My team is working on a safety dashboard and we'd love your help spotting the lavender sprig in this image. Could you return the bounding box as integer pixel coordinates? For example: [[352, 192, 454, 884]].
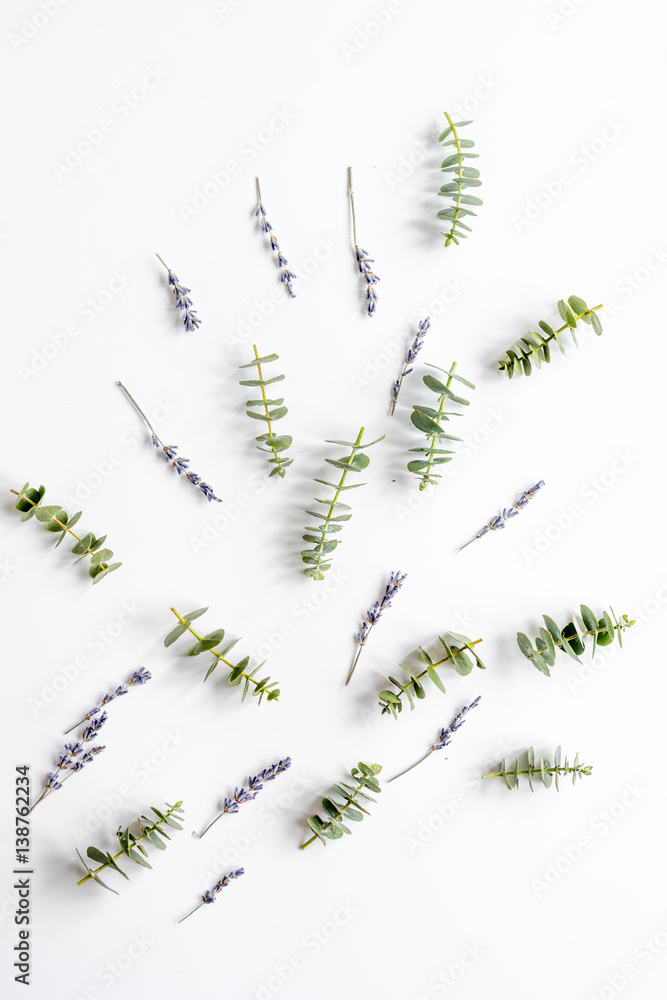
[[348, 167, 380, 317], [117, 382, 222, 503], [30, 716, 108, 811], [388, 696, 481, 782], [155, 254, 201, 331], [391, 318, 431, 415], [65, 667, 151, 735], [196, 758, 292, 839], [458, 481, 545, 552], [345, 571, 407, 686], [178, 868, 244, 924], [255, 178, 297, 298]]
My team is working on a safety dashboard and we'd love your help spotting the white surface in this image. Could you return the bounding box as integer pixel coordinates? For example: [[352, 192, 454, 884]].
[[2, 1, 667, 998]]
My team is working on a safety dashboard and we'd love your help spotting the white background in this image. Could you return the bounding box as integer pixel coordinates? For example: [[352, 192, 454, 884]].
[[2, 1, 667, 998]]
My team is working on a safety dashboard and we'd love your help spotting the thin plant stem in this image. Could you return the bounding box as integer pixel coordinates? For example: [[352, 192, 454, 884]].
[[155, 253, 170, 271], [252, 344, 282, 474], [419, 362, 457, 491], [387, 748, 436, 783], [345, 623, 374, 686], [117, 381, 159, 440], [348, 167, 358, 247], [178, 902, 204, 924], [255, 177, 263, 207]]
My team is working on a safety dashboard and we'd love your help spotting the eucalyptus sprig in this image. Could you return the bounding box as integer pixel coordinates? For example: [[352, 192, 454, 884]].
[[517, 605, 635, 676], [165, 607, 280, 704], [239, 345, 293, 478], [300, 762, 381, 849], [499, 296, 603, 378], [379, 631, 485, 718], [408, 362, 474, 490], [437, 112, 482, 247], [482, 748, 592, 790], [302, 428, 384, 580], [76, 801, 184, 893], [10, 483, 121, 584]]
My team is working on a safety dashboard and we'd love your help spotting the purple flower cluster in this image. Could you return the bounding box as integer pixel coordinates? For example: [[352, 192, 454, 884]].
[[433, 696, 482, 750], [151, 436, 222, 503], [391, 317, 431, 413], [67, 667, 152, 734], [357, 571, 407, 645], [355, 246, 380, 317], [167, 271, 201, 331], [202, 868, 244, 905], [255, 183, 297, 298], [36, 715, 108, 807], [459, 481, 545, 551], [197, 758, 292, 839], [222, 758, 292, 815]]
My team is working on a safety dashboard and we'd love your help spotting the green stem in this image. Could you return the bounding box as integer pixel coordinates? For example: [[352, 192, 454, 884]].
[[482, 765, 587, 780], [419, 363, 456, 491], [252, 344, 284, 477], [10, 490, 108, 572], [345, 625, 373, 686], [310, 427, 365, 576], [545, 305, 603, 346], [178, 901, 205, 924], [441, 112, 463, 245], [76, 807, 179, 886], [117, 381, 160, 442], [169, 608, 265, 694], [348, 167, 357, 247], [155, 253, 170, 272], [387, 748, 436, 783]]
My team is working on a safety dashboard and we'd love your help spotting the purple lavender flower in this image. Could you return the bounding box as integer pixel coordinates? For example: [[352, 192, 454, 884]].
[[31, 718, 107, 812], [255, 179, 297, 298], [178, 869, 245, 923], [155, 254, 201, 331], [348, 168, 380, 318], [346, 571, 407, 685], [117, 382, 223, 504], [197, 758, 292, 838], [391, 317, 431, 415], [66, 668, 152, 734], [458, 481, 545, 552], [389, 696, 482, 781]]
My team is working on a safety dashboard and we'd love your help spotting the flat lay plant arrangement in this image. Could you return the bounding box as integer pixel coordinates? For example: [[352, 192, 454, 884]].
[[15, 108, 629, 918]]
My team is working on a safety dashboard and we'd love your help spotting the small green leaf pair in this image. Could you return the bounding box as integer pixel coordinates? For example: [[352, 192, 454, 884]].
[[408, 362, 475, 490], [239, 346, 293, 478], [379, 631, 485, 718], [516, 604, 635, 676], [11, 483, 121, 584], [76, 802, 184, 892], [301, 763, 381, 849], [165, 607, 280, 704], [499, 296, 603, 378], [482, 748, 592, 790]]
